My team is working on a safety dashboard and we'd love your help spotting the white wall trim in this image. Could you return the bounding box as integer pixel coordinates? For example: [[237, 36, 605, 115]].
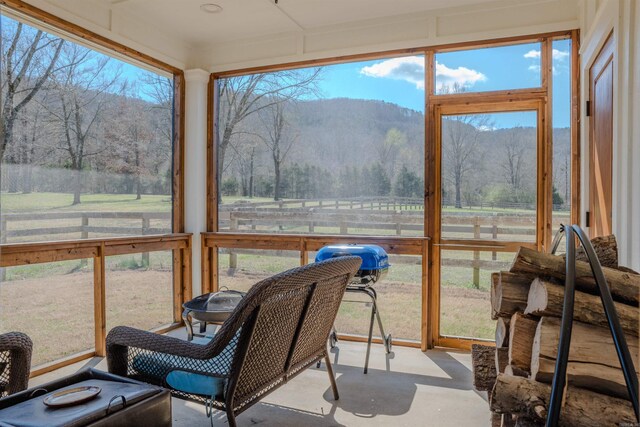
[[579, 0, 640, 269], [183, 69, 210, 296], [198, 0, 579, 72]]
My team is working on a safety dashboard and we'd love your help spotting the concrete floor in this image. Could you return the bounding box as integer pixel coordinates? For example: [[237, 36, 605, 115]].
[[31, 331, 490, 426]]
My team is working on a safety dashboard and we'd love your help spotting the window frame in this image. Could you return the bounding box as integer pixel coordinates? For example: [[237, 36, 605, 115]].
[[206, 31, 579, 351], [0, 0, 189, 373]]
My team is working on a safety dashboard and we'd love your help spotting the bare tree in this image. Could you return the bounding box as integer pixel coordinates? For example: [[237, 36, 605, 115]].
[[19, 97, 51, 193], [442, 114, 491, 208], [107, 94, 153, 200], [47, 43, 122, 204], [141, 72, 173, 147], [216, 68, 322, 179], [258, 99, 297, 200], [228, 133, 261, 198], [376, 128, 407, 179], [1, 20, 64, 160], [501, 127, 528, 196]]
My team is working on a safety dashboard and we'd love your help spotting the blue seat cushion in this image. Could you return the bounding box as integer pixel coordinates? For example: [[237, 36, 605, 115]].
[[131, 334, 238, 398], [165, 370, 226, 398]]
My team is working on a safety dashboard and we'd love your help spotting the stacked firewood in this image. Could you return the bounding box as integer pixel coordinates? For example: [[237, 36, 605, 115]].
[[471, 235, 640, 427]]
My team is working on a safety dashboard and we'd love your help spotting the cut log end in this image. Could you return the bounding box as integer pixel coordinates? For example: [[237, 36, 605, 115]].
[[471, 344, 497, 392], [507, 312, 538, 374], [495, 317, 510, 348]]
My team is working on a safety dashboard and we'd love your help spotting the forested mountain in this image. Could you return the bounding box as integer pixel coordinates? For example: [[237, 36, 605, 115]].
[[1, 12, 570, 209], [222, 97, 571, 207]]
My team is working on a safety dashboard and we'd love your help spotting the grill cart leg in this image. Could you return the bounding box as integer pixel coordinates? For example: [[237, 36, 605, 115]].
[[364, 296, 377, 374], [369, 288, 392, 353], [329, 327, 339, 348]]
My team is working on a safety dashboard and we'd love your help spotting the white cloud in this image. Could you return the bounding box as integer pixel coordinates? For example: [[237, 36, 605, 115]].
[[435, 61, 487, 90], [359, 56, 487, 91], [528, 64, 541, 72], [523, 49, 569, 61], [552, 49, 569, 60], [524, 50, 541, 59], [360, 56, 425, 89]]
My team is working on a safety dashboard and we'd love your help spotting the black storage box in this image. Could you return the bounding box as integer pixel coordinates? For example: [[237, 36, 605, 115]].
[[0, 368, 171, 427]]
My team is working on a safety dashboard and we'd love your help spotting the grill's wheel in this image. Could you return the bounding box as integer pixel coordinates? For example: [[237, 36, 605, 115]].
[[384, 334, 392, 353], [329, 330, 338, 349]]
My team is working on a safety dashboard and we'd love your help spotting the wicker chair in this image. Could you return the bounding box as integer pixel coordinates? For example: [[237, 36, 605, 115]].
[[0, 332, 33, 398], [107, 256, 361, 426]]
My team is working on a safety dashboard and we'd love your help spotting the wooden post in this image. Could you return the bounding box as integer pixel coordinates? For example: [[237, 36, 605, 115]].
[[473, 217, 481, 287], [79, 214, 89, 268], [201, 239, 210, 296], [141, 215, 150, 267], [229, 215, 238, 269], [492, 219, 498, 261], [300, 240, 308, 266], [340, 221, 348, 234], [94, 244, 106, 357], [81, 214, 89, 239], [0, 218, 6, 281]]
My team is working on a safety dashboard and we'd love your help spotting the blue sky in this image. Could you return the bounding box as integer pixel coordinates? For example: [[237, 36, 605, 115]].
[[316, 39, 572, 129]]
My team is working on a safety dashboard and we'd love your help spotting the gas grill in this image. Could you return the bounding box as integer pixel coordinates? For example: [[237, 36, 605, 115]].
[[315, 244, 392, 373]]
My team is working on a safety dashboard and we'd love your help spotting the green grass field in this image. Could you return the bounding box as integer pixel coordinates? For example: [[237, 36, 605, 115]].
[[0, 192, 172, 213], [0, 191, 543, 366]]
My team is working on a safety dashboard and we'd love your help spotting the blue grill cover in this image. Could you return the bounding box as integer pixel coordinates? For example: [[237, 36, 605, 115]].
[[315, 244, 389, 271]]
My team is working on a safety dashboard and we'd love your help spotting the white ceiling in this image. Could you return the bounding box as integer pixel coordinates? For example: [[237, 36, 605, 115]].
[[19, 0, 580, 70], [96, 0, 496, 46]]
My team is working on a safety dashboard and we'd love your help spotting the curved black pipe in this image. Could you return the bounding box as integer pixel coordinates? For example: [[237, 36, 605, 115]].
[[572, 226, 639, 416], [546, 224, 576, 426], [545, 225, 639, 425]]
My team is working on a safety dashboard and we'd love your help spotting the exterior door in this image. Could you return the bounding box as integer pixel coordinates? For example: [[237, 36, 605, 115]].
[[433, 101, 544, 345], [589, 34, 614, 237]]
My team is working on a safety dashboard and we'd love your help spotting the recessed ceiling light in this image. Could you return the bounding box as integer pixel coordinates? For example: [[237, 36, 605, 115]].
[[200, 3, 223, 14]]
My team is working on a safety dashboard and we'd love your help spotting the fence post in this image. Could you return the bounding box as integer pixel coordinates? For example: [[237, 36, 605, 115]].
[[492, 219, 498, 261], [80, 214, 89, 268], [473, 217, 481, 288], [141, 215, 150, 267], [0, 218, 6, 281], [229, 214, 238, 269], [340, 221, 347, 234]]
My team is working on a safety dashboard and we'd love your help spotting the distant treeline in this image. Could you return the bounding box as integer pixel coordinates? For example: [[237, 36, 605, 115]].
[[221, 162, 423, 199]]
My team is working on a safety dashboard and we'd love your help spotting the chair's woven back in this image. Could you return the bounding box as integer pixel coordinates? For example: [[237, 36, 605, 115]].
[[0, 332, 32, 397], [218, 256, 360, 409], [0, 349, 10, 397]]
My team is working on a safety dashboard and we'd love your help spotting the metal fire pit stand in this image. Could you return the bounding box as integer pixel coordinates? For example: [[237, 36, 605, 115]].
[[330, 283, 392, 374]]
